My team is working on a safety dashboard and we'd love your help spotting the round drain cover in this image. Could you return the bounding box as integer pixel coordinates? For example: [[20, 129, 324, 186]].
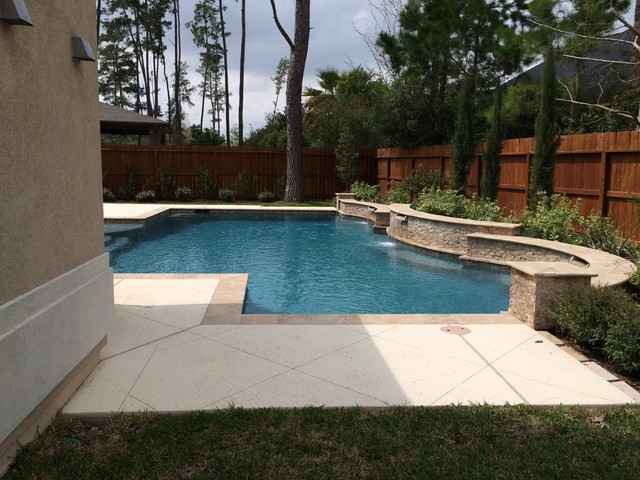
[[440, 326, 471, 335]]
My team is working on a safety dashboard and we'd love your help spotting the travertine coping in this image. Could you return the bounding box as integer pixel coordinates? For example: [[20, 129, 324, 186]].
[[506, 261, 599, 278]]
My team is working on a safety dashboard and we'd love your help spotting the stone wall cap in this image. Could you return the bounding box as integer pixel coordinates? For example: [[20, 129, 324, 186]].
[[339, 199, 390, 213], [507, 261, 598, 278], [469, 232, 635, 286], [389, 204, 521, 230]]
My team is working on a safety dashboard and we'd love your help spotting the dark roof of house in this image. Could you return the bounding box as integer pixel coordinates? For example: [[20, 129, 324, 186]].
[[99, 102, 171, 135], [506, 29, 634, 101]]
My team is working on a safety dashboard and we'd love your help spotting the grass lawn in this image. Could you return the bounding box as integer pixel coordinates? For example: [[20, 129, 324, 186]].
[[6, 405, 640, 479]]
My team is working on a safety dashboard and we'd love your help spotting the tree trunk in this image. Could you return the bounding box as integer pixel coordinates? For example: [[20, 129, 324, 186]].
[[174, 0, 182, 137], [238, 0, 246, 146], [283, 0, 311, 202], [219, 0, 231, 146]]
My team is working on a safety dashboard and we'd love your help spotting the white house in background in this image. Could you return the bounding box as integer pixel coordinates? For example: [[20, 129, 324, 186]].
[[0, 0, 114, 473]]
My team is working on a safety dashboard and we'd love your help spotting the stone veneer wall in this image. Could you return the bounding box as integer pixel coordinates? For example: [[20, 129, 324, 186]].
[[0, 2, 114, 472], [388, 208, 521, 255], [340, 202, 378, 223], [466, 235, 575, 263], [509, 271, 592, 330]]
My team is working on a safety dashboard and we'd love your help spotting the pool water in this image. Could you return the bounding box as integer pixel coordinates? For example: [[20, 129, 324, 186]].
[[105, 212, 511, 314]]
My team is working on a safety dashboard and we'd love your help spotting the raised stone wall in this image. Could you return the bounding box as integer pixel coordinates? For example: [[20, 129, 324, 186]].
[[341, 202, 377, 223], [466, 234, 574, 264], [508, 265, 594, 329], [388, 205, 521, 256]]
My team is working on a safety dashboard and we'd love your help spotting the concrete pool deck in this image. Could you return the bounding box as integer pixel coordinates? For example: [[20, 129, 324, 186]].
[[61, 203, 640, 417]]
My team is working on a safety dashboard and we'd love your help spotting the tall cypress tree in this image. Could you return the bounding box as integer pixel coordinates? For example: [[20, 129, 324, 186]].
[[450, 77, 476, 194], [481, 87, 504, 201], [529, 45, 561, 209]]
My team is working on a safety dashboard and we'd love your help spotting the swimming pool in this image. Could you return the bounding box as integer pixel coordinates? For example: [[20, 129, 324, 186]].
[[105, 212, 510, 314]]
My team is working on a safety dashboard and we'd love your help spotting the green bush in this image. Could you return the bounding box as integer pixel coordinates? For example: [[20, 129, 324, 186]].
[[235, 170, 255, 199], [521, 194, 583, 244], [135, 190, 156, 203], [175, 186, 192, 202], [118, 167, 137, 200], [258, 190, 276, 203], [218, 189, 235, 202], [546, 284, 626, 348], [630, 262, 640, 289], [579, 212, 639, 261], [415, 188, 465, 217], [604, 312, 640, 374], [155, 167, 175, 200], [548, 282, 640, 373], [385, 184, 411, 204], [197, 167, 217, 199], [350, 181, 380, 202], [103, 188, 115, 202], [277, 175, 286, 200], [385, 169, 447, 204], [414, 188, 508, 222]]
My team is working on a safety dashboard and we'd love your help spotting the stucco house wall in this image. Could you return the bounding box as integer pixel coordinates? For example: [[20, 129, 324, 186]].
[[0, 1, 114, 472]]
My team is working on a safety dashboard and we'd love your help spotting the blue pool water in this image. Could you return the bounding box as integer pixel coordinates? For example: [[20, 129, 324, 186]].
[[105, 212, 510, 314]]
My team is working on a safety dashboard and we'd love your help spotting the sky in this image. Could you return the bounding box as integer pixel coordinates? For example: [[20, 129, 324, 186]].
[[175, 0, 384, 135]]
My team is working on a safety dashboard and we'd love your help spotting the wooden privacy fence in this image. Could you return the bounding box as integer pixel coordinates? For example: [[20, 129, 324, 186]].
[[101, 131, 640, 239], [377, 130, 640, 240], [102, 145, 377, 200]]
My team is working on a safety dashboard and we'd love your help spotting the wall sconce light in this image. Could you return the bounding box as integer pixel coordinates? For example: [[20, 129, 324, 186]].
[[71, 36, 95, 62], [0, 0, 33, 26]]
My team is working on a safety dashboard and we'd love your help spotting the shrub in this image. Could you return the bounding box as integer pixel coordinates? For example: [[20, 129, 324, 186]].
[[155, 167, 175, 200], [258, 190, 276, 203], [135, 190, 156, 203], [103, 188, 115, 202], [385, 169, 447, 204], [579, 212, 639, 260], [235, 170, 255, 199], [415, 188, 465, 217], [218, 189, 235, 202], [197, 167, 217, 199], [630, 262, 640, 289], [336, 130, 360, 189], [548, 283, 640, 373], [414, 188, 508, 222], [604, 311, 640, 374], [350, 181, 380, 202], [118, 167, 137, 200], [463, 195, 509, 222], [547, 284, 630, 347], [385, 184, 411, 204], [175, 186, 192, 202], [521, 194, 583, 244], [276, 175, 286, 200]]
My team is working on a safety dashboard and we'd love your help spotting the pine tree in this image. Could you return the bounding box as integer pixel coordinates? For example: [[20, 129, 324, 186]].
[[529, 45, 562, 209], [450, 77, 476, 194], [482, 87, 504, 201]]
